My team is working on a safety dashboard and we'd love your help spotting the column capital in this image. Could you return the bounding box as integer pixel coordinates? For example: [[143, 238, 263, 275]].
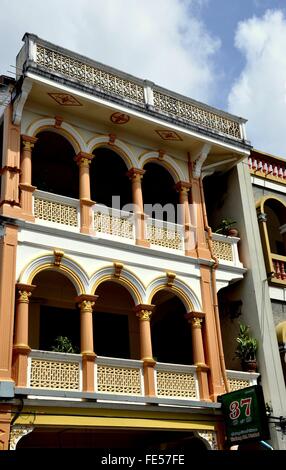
[[21, 135, 38, 150], [175, 181, 192, 193], [74, 152, 94, 167], [75, 294, 98, 311], [134, 304, 155, 321], [127, 168, 146, 180], [16, 283, 36, 303], [185, 311, 205, 326]]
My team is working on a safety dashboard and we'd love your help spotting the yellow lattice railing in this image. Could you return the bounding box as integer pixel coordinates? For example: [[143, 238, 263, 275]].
[[146, 220, 183, 251], [97, 365, 142, 395], [34, 196, 78, 227], [153, 90, 241, 139], [36, 45, 145, 104], [226, 370, 259, 392], [228, 378, 251, 392], [29, 358, 80, 390], [212, 239, 233, 262], [156, 369, 197, 399], [94, 209, 134, 239]]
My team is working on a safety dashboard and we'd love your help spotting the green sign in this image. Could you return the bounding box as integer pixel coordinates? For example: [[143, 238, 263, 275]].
[[218, 385, 270, 445]]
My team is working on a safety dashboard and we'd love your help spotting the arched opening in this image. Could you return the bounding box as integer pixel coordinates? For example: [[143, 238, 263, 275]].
[[151, 289, 193, 365], [142, 162, 179, 222], [90, 147, 132, 209], [32, 131, 78, 198], [93, 281, 138, 359], [28, 270, 80, 352], [264, 199, 286, 255]]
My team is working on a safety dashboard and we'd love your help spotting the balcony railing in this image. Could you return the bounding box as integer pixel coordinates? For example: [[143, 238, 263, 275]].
[[146, 218, 184, 252], [19, 34, 246, 142], [93, 204, 135, 243], [271, 254, 286, 284], [211, 233, 243, 268], [248, 156, 286, 184], [33, 190, 80, 230], [24, 351, 258, 403], [155, 362, 199, 400], [226, 369, 259, 392]]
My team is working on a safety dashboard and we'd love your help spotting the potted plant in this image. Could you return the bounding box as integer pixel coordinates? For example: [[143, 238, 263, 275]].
[[51, 336, 79, 354], [235, 323, 258, 372], [215, 218, 238, 237]]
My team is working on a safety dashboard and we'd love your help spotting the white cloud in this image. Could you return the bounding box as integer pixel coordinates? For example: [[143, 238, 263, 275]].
[[0, 0, 220, 102], [228, 9, 286, 157]]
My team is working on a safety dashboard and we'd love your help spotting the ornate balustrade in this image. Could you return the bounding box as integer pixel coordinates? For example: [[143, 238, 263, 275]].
[[28, 350, 82, 391], [211, 233, 243, 268], [33, 190, 80, 230], [248, 156, 286, 183], [155, 362, 199, 400], [226, 369, 259, 392], [93, 204, 135, 242], [96, 356, 144, 396], [19, 34, 245, 141], [146, 218, 184, 252], [271, 254, 286, 284]]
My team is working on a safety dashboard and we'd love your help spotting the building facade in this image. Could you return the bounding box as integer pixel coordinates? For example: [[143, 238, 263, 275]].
[[0, 33, 268, 450]]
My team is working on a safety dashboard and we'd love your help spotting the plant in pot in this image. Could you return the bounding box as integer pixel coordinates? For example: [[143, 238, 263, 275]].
[[51, 336, 79, 354], [235, 323, 258, 372], [215, 218, 238, 237]]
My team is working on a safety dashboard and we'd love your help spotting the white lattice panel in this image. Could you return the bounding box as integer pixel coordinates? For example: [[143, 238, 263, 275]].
[[228, 378, 250, 391], [36, 45, 145, 104], [30, 359, 80, 390], [156, 371, 197, 398], [147, 224, 183, 250], [153, 91, 241, 139], [212, 239, 233, 261], [97, 365, 142, 395], [94, 212, 133, 239], [34, 198, 78, 226]]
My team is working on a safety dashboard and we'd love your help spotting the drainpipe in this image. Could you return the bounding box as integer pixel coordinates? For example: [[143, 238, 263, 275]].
[[198, 175, 230, 394]]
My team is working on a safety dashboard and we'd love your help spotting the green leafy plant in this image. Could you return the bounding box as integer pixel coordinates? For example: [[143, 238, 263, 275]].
[[51, 336, 79, 354], [235, 323, 258, 362], [215, 218, 237, 236]]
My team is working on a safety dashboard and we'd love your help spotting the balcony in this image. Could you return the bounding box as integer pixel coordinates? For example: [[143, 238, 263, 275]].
[[33, 190, 245, 268], [271, 254, 286, 285], [16, 350, 258, 403]]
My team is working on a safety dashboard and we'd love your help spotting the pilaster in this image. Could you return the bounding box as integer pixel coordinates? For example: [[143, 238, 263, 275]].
[[127, 168, 149, 247], [134, 304, 156, 396], [75, 152, 95, 234]]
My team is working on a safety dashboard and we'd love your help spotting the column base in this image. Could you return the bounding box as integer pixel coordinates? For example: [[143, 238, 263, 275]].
[[136, 239, 150, 248], [12, 344, 31, 387], [0, 203, 22, 218], [19, 183, 36, 221], [82, 351, 96, 392], [143, 358, 156, 397], [195, 363, 211, 402], [80, 198, 95, 235]]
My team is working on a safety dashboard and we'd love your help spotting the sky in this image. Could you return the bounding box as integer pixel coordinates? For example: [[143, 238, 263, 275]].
[[0, 0, 286, 157]]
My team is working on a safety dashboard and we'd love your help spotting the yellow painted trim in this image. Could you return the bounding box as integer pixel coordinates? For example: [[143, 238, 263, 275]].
[[92, 273, 143, 305], [14, 413, 215, 431], [33, 125, 81, 154], [147, 280, 194, 311], [256, 194, 286, 213], [91, 142, 132, 169], [27, 263, 85, 294], [250, 169, 286, 186]]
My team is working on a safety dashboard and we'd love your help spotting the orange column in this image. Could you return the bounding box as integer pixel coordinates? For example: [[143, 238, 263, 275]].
[[12, 284, 35, 387], [127, 168, 149, 247], [0, 104, 22, 218], [75, 152, 94, 235], [0, 224, 18, 385], [135, 304, 156, 396], [191, 176, 211, 259], [19, 135, 37, 221], [185, 311, 210, 401], [76, 294, 98, 392], [175, 181, 196, 256], [0, 406, 11, 451], [200, 265, 225, 400]]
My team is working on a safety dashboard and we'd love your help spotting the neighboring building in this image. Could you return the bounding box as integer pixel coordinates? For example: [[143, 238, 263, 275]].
[[248, 149, 286, 384], [0, 33, 281, 450]]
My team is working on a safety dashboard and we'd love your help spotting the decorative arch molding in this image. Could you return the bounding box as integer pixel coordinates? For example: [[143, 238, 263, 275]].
[[19, 253, 89, 295], [256, 194, 286, 214], [146, 276, 201, 311], [87, 135, 138, 169], [139, 151, 186, 183], [25, 118, 86, 154], [90, 265, 145, 305]]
